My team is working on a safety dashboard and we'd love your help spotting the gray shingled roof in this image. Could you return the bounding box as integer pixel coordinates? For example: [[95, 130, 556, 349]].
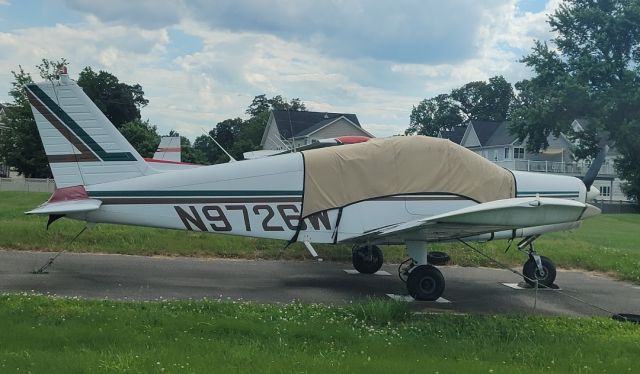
[[439, 126, 466, 144], [485, 122, 518, 146], [272, 111, 361, 139], [469, 121, 502, 146]]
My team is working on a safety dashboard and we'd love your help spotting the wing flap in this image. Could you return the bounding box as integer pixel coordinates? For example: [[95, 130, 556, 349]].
[[348, 197, 599, 242], [25, 199, 102, 215]]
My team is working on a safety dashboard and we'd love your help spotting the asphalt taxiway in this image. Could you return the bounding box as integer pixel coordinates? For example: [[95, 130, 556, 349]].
[[1, 250, 638, 317]]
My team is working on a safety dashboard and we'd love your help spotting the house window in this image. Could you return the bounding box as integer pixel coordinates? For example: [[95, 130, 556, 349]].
[[599, 185, 611, 197], [493, 150, 498, 161], [514, 147, 525, 159], [504, 147, 510, 159]]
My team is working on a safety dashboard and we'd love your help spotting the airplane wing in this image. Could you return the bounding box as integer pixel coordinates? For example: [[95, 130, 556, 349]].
[[26, 199, 102, 215], [345, 197, 600, 243]]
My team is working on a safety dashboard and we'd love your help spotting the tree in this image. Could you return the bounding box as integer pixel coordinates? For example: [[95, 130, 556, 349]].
[[0, 67, 52, 178], [77, 67, 148, 128], [406, 94, 463, 136], [406, 76, 514, 136], [0, 58, 70, 178], [451, 76, 513, 122], [194, 118, 246, 164], [119, 119, 160, 158], [178, 136, 207, 164], [510, 0, 640, 201], [194, 94, 308, 165], [35, 58, 68, 81], [245, 94, 307, 117]]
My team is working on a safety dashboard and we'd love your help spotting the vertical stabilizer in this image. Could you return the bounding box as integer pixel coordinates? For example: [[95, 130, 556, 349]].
[[25, 70, 154, 187], [153, 136, 181, 162]]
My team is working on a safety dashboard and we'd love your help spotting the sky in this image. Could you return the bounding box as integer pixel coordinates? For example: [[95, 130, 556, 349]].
[[0, 0, 560, 140]]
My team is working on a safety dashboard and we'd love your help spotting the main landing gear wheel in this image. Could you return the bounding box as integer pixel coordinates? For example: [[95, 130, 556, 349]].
[[406, 265, 445, 301], [522, 255, 556, 287], [352, 245, 383, 274]]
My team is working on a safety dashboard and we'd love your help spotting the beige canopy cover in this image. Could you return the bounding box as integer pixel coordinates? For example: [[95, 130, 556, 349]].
[[301, 136, 516, 218]]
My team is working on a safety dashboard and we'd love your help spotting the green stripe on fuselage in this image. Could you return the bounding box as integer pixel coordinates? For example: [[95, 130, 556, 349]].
[[517, 191, 580, 195]]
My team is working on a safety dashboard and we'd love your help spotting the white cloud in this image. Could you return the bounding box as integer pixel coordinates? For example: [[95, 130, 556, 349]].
[[64, 0, 507, 64], [0, 1, 559, 139]]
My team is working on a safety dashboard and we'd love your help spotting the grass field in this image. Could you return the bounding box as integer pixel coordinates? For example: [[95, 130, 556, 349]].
[[0, 294, 638, 373], [1, 192, 639, 283]]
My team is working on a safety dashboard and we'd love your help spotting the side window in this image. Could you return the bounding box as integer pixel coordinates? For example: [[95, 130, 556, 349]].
[[514, 147, 525, 159], [504, 147, 510, 159], [599, 185, 610, 197]]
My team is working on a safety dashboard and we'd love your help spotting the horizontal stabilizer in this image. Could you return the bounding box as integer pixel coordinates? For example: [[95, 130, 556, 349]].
[[26, 199, 102, 215]]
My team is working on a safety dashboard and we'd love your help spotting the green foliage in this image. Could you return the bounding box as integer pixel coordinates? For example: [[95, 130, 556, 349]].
[[195, 95, 306, 164], [119, 119, 160, 158], [406, 75, 514, 136], [451, 76, 514, 122], [406, 94, 463, 136], [0, 295, 638, 373], [77, 67, 149, 128], [0, 59, 70, 178], [245, 94, 307, 117], [510, 0, 640, 201], [35, 58, 68, 81], [179, 135, 208, 164], [0, 66, 51, 178]]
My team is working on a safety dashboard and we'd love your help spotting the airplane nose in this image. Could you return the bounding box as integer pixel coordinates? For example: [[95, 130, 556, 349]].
[[586, 185, 600, 202]]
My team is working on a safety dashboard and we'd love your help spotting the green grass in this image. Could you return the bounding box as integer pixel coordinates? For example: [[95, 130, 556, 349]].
[[0, 294, 638, 373], [1, 192, 639, 282]]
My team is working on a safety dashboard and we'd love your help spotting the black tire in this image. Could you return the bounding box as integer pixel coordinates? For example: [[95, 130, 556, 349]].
[[406, 265, 445, 301], [352, 245, 383, 274], [427, 251, 450, 265], [522, 255, 556, 287]]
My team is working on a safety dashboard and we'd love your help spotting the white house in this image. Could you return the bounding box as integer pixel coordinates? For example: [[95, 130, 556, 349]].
[[439, 120, 626, 202], [260, 110, 373, 150]]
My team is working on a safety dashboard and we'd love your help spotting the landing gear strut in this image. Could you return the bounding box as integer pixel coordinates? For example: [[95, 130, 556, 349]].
[[352, 245, 383, 274], [518, 236, 557, 287], [401, 241, 445, 301]]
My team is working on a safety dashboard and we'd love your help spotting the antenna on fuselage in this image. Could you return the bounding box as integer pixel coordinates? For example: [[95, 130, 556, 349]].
[[582, 136, 609, 189], [287, 109, 296, 153], [200, 128, 237, 162]]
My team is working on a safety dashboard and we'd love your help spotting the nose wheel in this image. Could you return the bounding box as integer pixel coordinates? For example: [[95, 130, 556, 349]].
[[522, 254, 556, 287], [517, 236, 557, 288]]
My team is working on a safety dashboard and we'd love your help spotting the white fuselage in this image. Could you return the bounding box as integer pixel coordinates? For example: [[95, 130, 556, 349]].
[[73, 152, 587, 244]]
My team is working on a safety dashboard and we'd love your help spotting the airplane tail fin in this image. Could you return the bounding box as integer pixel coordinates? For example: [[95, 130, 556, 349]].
[[25, 69, 154, 188], [153, 136, 181, 162]]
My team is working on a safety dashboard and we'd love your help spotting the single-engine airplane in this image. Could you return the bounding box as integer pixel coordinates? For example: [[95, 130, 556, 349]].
[[25, 70, 602, 301]]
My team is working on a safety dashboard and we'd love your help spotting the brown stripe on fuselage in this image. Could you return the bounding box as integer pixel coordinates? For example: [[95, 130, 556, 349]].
[[99, 197, 303, 205], [26, 88, 100, 162]]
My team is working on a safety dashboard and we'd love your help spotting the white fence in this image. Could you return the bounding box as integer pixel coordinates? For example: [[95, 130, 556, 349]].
[[0, 178, 56, 193], [494, 160, 616, 176]]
